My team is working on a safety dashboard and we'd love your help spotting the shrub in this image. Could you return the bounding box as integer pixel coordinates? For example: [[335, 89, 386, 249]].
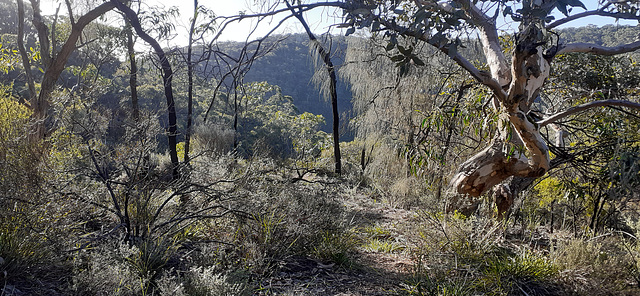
[[551, 237, 638, 294], [477, 251, 558, 296], [71, 241, 145, 296]]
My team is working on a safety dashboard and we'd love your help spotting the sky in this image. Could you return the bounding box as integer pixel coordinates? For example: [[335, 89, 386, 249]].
[[39, 0, 343, 45], [38, 0, 636, 46]]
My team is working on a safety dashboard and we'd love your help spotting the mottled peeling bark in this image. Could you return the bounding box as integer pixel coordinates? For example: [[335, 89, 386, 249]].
[[451, 23, 551, 197]]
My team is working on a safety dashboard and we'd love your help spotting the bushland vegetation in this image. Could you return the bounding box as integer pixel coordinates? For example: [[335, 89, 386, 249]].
[[1, 1, 640, 295]]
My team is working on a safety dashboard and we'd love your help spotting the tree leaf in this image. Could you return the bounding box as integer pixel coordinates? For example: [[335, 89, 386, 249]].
[[563, 0, 586, 10], [447, 43, 458, 59], [412, 56, 425, 66], [556, 2, 568, 16], [385, 42, 395, 51], [345, 27, 355, 36], [503, 6, 512, 17], [391, 55, 405, 62], [372, 21, 380, 32]]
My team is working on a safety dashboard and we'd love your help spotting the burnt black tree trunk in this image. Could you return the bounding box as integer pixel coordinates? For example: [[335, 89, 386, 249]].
[[112, 0, 179, 179], [126, 25, 139, 121], [184, 0, 197, 164], [287, 1, 342, 174]]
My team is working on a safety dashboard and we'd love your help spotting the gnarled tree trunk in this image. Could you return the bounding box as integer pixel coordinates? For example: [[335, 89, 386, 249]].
[[450, 21, 551, 197]]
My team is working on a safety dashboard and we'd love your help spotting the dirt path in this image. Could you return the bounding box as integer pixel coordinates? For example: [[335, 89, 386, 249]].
[[256, 192, 419, 295]]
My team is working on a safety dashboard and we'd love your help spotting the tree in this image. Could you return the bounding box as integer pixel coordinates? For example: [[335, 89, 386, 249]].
[[111, 0, 180, 179], [125, 20, 139, 121], [266, 0, 640, 198], [26, 0, 115, 140], [184, 0, 198, 164], [286, 0, 343, 174], [16, 0, 36, 104]]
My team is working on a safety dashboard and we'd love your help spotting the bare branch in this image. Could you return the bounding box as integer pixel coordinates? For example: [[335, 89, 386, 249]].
[[557, 41, 640, 56], [538, 99, 640, 127], [210, 1, 348, 42], [548, 8, 640, 29], [458, 0, 511, 86], [16, 0, 36, 102]]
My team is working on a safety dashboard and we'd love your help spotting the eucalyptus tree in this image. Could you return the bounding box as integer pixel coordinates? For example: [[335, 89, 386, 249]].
[[24, 0, 116, 140], [111, 0, 181, 178], [261, 0, 640, 199]]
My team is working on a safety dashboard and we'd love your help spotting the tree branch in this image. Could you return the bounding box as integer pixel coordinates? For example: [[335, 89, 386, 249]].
[[557, 41, 640, 56], [376, 19, 507, 101], [29, 0, 51, 68], [111, 0, 179, 178], [285, 0, 342, 174], [210, 1, 348, 42], [457, 0, 511, 86], [30, 0, 115, 140], [548, 8, 640, 29], [16, 0, 36, 102], [538, 99, 640, 127]]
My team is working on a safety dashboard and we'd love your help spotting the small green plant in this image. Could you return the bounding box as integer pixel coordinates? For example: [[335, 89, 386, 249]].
[[184, 267, 250, 296], [312, 230, 359, 266], [0, 218, 48, 283], [405, 257, 475, 296], [477, 251, 558, 296], [360, 225, 393, 239], [71, 241, 144, 296], [126, 235, 177, 291], [404, 275, 474, 296], [362, 238, 405, 253]]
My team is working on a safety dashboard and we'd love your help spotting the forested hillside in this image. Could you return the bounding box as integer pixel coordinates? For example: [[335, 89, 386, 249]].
[[234, 34, 353, 136], [1, 0, 640, 295]]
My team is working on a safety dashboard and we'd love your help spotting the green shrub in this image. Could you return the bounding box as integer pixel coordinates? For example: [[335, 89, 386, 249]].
[[477, 251, 558, 296], [312, 230, 359, 266], [0, 221, 47, 282]]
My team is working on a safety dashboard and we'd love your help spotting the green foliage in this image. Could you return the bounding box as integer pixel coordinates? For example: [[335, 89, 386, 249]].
[[181, 267, 250, 296], [551, 238, 638, 293], [71, 241, 146, 295], [408, 209, 562, 296], [312, 230, 359, 266], [126, 236, 176, 283], [234, 34, 352, 132], [0, 216, 47, 282], [477, 251, 558, 296], [229, 82, 329, 158], [361, 238, 404, 253], [0, 41, 19, 74], [407, 250, 558, 296], [534, 177, 564, 208]]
